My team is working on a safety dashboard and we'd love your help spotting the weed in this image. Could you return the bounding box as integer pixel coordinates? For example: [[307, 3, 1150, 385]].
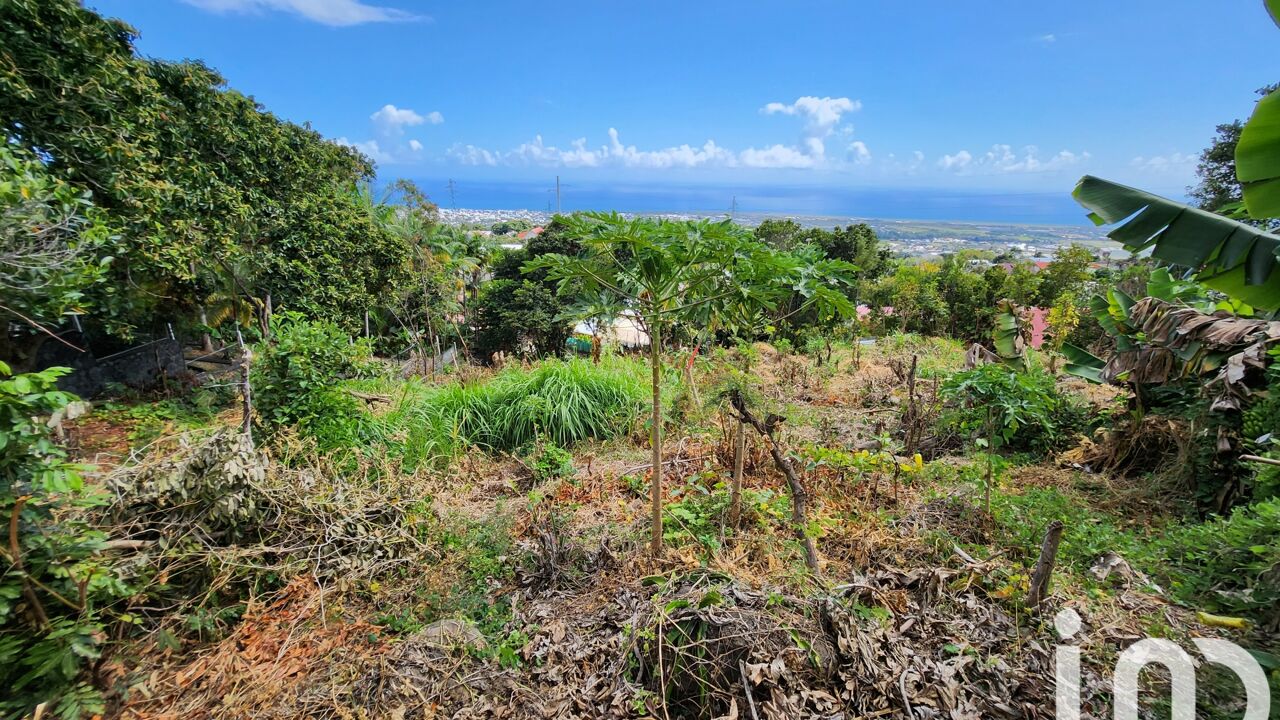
[[528, 439, 574, 484]]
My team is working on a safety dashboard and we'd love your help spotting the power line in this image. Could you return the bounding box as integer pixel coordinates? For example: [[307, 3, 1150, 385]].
[[547, 175, 572, 214]]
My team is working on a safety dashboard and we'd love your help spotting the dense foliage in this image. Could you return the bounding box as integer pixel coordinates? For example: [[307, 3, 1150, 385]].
[[0, 145, 112, 366], [470, 218, 582, 360], [1, 0, 410, 341], [0, 364, 127, 719], [251, 314, 372, 435]]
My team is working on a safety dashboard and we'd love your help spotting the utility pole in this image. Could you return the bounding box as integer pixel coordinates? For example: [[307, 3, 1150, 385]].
[[446, 178, 457, 209], [729, 195, 738, 220], [556, 175, 561, 214]]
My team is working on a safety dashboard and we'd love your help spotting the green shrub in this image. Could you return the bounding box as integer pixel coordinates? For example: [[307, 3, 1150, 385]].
[[663, 472, 790, 553], [0, 364, 130, 719], [1154, 499, 1280, 623], [991, 481, 1279, 625], [251, 313, 372, 436], [940, 363, 1087, 454], [990, 485, 1143, 572], [529, 440, 575, 483]]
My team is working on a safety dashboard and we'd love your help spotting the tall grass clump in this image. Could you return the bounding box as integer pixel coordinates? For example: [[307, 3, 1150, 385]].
[[384, 357, 648, 466]]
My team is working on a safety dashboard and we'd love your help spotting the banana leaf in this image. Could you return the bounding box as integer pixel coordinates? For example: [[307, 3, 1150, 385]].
[[1237, 88, 1280, 218], [1073, 176, 1280, 310], [992, 299, 1026, 365], [1061, 343, 1105, 383]]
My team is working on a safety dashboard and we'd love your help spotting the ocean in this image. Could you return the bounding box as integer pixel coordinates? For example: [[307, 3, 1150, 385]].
[[406, 178, 1097, 227]]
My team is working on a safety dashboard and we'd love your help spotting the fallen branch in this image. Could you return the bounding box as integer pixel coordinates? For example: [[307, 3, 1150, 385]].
[[346, 390, 392, 404], [739, 659, 760, 720], [728, 390, 820, 575], [621, 455, 712, 476], [1240, 454, 1280, 467], [99, 539, 156, 551]]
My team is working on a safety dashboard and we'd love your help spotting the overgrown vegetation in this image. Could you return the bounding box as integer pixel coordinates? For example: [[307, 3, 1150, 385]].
[[2, 1, 1279, 717]]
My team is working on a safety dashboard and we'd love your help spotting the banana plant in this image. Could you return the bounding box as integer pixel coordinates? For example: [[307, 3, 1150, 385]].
[[1073, 176, 1280, 311], [1072, 2, 1280, 311], [1238, 0, 1280, 217]]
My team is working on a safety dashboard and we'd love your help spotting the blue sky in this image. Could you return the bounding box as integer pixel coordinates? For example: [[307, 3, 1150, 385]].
[[89, 0, 1279, 216]]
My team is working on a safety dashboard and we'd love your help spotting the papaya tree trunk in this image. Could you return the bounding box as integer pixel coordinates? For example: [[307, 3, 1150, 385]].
[[649, 324, 663, 554]]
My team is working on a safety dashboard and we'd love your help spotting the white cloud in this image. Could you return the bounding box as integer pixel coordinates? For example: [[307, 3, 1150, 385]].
[[370, 104, 441, 135], [938, 144, 1088, 174], [938, 150, 973, 171], [883, 150, 925, 175], [438, 94, 878, 172], [1130, 152, 1194, 173], [759, 96, 861, 164], [602, 128, 736, 169], [336, 104, 442, 165], [1037, 33, 1057, 44], [493, 129, 736, 169], [739, 144, 816, 169], [181, 0, 422, 26], [447, 144, 498, 166], [762, 96, 860, 132], [847, 141, 872, 165]]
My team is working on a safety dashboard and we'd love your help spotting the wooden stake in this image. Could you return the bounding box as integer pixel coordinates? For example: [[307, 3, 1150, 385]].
[[236, 326, 253, 446], [1027, 520, 1064, 608], [729, 416, 746, 526]]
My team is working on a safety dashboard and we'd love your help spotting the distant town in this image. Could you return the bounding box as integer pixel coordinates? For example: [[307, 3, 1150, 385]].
[[439, 207, 1118, 259]]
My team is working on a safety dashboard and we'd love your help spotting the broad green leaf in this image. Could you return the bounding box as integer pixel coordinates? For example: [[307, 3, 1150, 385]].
[[1073, 175, 1280, 310], [1061, 343, 1105, 384], [1237, 89, 1280, 218], [1269, 0, 1280, 28]]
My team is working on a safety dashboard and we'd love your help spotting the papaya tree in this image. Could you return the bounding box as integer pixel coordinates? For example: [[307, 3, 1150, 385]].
[[532, 213, 855, 555]]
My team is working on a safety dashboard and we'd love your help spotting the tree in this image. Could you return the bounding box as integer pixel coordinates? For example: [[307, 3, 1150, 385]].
[[1044, 293, 1081, 374], [532, 215, 748, 553], [936, 254, 990, 340], [471, 216, 580, 360], [753, 219, 805, 250], [491, 219, 533, 236], [534, 213, 854, 555], [1, 0, 411, 342], [1036, 245, 1095, 307], [0, 145, 111, 366], [984, 261, 1042, 308], [817, 223, 893, 282], [1189, 84, 1280, 230], [869, 262, 946, 334]]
